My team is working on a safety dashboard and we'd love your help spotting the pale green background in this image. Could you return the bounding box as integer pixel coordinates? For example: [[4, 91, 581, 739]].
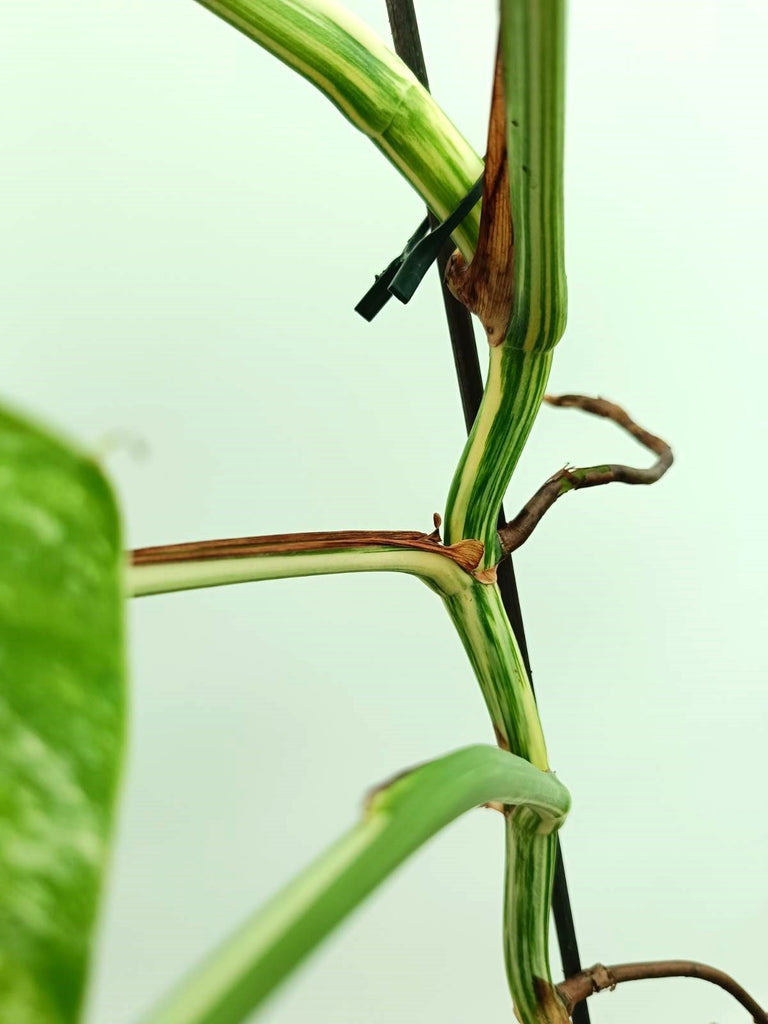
[[1, 2, 766, 1022]]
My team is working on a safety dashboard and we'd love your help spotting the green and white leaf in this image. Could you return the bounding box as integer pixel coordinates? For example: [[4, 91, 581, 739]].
[[0, 406, 125, 1023]]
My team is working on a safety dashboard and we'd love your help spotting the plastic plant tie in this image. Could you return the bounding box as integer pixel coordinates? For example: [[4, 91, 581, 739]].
[[355, 175, 483, 321], [354, 214, 431, 321]]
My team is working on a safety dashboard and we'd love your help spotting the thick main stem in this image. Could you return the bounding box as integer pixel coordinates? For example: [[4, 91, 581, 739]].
[[506, 814, 570, 1024], [443, 582, 574, 1022], [444, 0, 568, 566], [383, 5, 587, 1006], [182, 4, 575, 1021], [443, 582, 547, 769], [441, 4, 571, 1019], [444, 346, 552, 563]]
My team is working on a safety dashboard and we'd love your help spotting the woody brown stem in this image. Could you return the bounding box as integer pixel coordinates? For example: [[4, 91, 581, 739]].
[[497, 394, 673, 558], [444, 47, 514, 345], [557, 961, 768, 1022]]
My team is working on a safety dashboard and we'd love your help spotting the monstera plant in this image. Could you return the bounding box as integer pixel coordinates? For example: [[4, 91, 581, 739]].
[[0, 3, 765, 1024]]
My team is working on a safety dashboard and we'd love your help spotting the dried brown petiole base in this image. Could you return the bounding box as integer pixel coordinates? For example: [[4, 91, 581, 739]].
[[444, 46, 514, 346]]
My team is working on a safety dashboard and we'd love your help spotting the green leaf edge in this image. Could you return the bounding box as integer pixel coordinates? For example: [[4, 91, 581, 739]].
[[0, 402, 126, 1024]]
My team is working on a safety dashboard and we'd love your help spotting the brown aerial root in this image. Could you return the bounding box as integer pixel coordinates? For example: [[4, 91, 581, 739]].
[[445, 46, 514, 346], [557, 960, 768, 1023], [497, 393, 673, 559]]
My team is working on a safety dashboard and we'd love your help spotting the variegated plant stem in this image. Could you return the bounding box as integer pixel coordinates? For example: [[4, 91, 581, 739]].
[[443, 581, 546, 769], [444, 581, 568, 1023], [443, 573, 565, 1021], [128, 530, 482, 599], [192, 0, 483, 259], [442, 3, 569, 1020], [444, 0, 567, 566], [176, 3, 569, 1022], [505, 810, 566, 1024], [444, 346, 553, 565], [142, 745, 570, 1024]]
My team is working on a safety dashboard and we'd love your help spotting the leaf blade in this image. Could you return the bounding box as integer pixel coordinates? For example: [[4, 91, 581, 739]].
[[0, 406, 125, 1023]]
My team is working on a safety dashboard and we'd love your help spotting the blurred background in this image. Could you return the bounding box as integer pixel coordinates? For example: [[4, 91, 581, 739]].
[[1, 1, 766, 1021]]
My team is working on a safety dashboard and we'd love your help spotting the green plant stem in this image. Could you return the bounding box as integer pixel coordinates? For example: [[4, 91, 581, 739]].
[[192, 0, 482, 258], [159, 6, 569, 1021], [381, 7, 587, 1007], [444, 0, 567, 565], [127, 532, 481, 599], [502, 0, 567, 354], [506, 814, 568, 1023], [444, 580, 568, 1022], [444, 580, 547, 770], [444, 346, 552, 564], [442, 8, 568, 1011], [141, 745, 569, 1024]]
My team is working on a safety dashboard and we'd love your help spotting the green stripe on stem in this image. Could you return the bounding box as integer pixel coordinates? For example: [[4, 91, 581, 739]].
[[193, 0, 482, 258], [444, 347, 552, 563], [141, 745, 569, 1024], [503, 0, 567, 354], [505, 814, 569, 1023], [444, 0, 567, 566], [443, 579, 548, 770]]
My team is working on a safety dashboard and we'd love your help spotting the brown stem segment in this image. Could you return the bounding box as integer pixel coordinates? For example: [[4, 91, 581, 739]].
[[445, 47, 514, 346], [557, 961, 768, 1023], [497, 394, 673, 558]]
